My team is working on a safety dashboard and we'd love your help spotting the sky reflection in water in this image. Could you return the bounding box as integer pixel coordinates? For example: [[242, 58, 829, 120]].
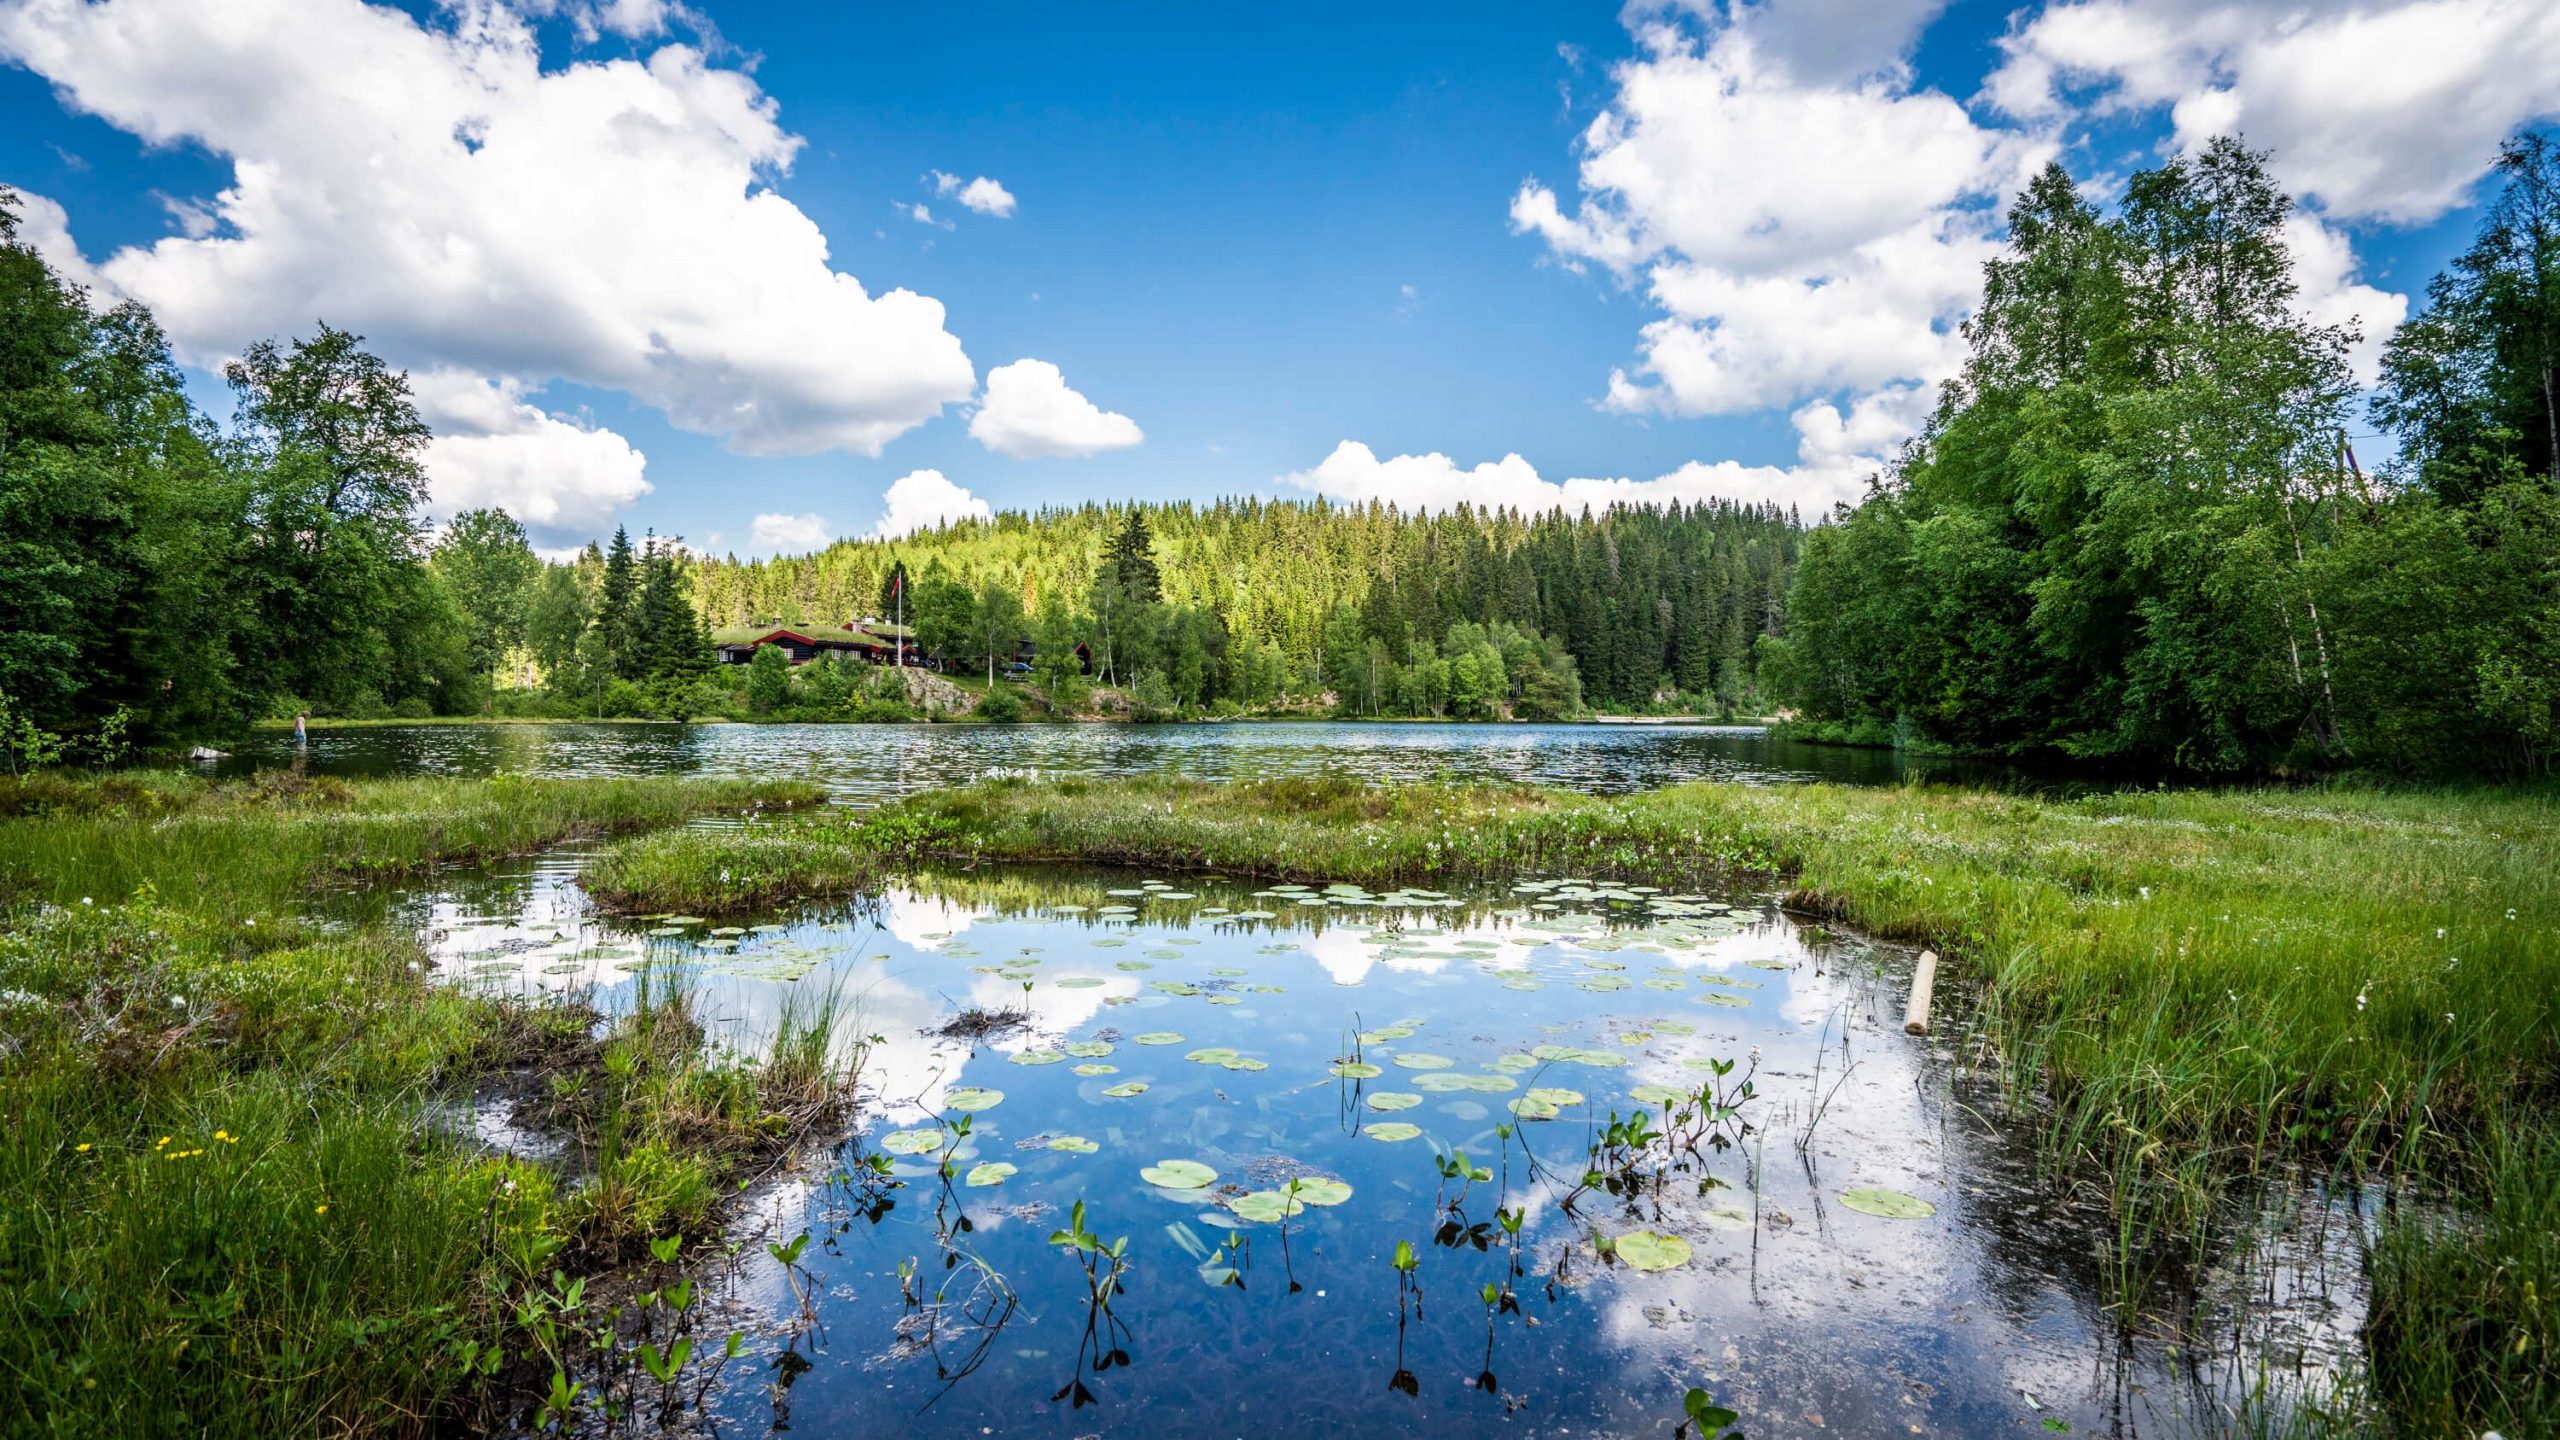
[[411, 857, 2362, 1439]]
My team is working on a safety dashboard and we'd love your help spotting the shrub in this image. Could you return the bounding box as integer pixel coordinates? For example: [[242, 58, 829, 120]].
[[974, 685, 1023, 723]]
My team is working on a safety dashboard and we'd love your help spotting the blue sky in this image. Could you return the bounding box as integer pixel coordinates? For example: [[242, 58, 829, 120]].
[[1, 0, 2546, 554]]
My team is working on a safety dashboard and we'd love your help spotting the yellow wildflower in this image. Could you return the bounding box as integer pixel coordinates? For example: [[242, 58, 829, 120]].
[[314, 1204, 328, 1215], [75, 1143, 91, 1153]]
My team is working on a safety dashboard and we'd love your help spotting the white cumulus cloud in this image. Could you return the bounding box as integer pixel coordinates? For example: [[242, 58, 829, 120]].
[[1279, 423, 1880, 520], [0, 0, 977, 471], [1513, 5, 2049, 422], [967, 358, 1144, 459], [410, 369, 650, 538], [748, 511, 831, 554], [930, 170, 1017, 218], [1987, 0, 2560, 224], [869, 469, 991, 540]]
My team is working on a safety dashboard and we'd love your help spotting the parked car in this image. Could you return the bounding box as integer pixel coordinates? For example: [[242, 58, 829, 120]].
[[1003, 661, 1034, 681]]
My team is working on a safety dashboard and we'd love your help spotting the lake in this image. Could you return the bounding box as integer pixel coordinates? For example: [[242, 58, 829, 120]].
[[394, 844, 2364, 1438], [217, 720, 2030, 800]]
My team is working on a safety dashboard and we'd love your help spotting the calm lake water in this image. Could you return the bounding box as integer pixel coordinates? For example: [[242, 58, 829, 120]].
[[217, 720, 2029, 800], [396, 846, 2364, 1439]]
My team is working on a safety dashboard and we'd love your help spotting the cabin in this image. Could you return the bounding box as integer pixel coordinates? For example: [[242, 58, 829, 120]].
[[712, 621, 924, 667], [712, 625, 889, 666]]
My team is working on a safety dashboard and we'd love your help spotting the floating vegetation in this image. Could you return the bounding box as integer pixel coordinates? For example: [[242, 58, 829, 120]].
[[1139, 1159, 1217, 1190], [1010, 1049, 1067, 1066], [1608, 1231, 1693, 1271], [1367, 1092, 1423, 1111], [1100, 1081, 1150, 1098], [1363, 1122, 1423, 1142], [964, 1162, 1017, 1187], [1329, 1061, 1383, 1079], [1132, 1031, 1185, 1046], [1391, 1053, 1454, 1070], [880, 1128, 942, 1155], [1839, 1186, 1936, 1219], [1045, 1136, 1100, 1154], [944, 1087, 1005, 1113], [1071, 1063, 1118, 1076]]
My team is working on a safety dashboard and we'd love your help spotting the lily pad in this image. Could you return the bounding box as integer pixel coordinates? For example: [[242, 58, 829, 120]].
[[1840, 1186, 1937, 1219], [1185, 1046, 1240, 1065], [1140, 1159, 1218, 1190], [1391, 1053, 1454, 1070], [944, 1087, 1004, 1113], [1071, 1063, 1119, 1076], [1228, 1190, 1303, 1223], [1056, 977, 1107, 989], [1100, 1081, 1150, 1098], [1010, 1049, 1066, 1066], [1362, 1122, 1423, 1142], [964, 1162, 1017, 1187], [1045, 1135, 1100, 1154], [1289, 1177, 1352, 1207], [1329, 1061, 1383, 1079], [1132, 1031, 1185, 1046], [1611, 1231, 1693, 1271], [1630, 1084, 1691, 1107], [1064, 1040, 1116, 1058], [1367, 1092, 1423, 1111], [879, 1128, 942, 1155]]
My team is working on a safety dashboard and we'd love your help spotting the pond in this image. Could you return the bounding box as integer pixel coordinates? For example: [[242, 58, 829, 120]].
[[398, 845, 2365, 1438], [210, 720, 2035, 800]]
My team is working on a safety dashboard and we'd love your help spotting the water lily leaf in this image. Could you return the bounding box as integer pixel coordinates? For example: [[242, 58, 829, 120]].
[[1228, 1190, 1303, 1223], [1289, 1177, 1352, 1207], [964, 1162, 1017, 1187], [1697, 1206, 1751, 1230], [1071, 1063, 1119, 1076], [1205, 995, 1242, 1006], [1611, 1231, 1693, 1271], [1010, 1049, 1066, 1066], [1525, 1086, 1586, 1107], [1329, 1061, 1383, 1079], [1367, 1092, 1423, 1111], [1101, 1081, 1150, 1098], [1140, 1159, 1217, 1190], [879, 1128, 941, 1155], [944, 1087, 1004, 1113], [1840, 1186, 1936, 1219], [1133, 1032, 1185, 1045], [1391, 1053, 1454, 1070], [1045, 1136, 1099, 1154], [1577, 976, 1632, 993], [1056, 977, 1106, 989], [1065, 1040, 1115, 1058], [1362, 1122, 1423, 1142], [1698, 993, 1749, 1008], [1185, 1047, 1239, 1064], [1630, 1084, 1690, 1107], [1222, 1055, 1268, 1071], [1357, 1027, 1415, 1044], [1113, 959, 1151, 970]]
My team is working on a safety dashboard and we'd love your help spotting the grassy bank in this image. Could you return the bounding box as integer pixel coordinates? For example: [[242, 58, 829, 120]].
[[588, 773, 2558, 1435], [0, 771, 845, 1438]]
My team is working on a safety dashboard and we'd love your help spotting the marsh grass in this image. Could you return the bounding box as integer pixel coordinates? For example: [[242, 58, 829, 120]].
[[0, 771, 837, 1437], [592, 772, 2558, 1434]]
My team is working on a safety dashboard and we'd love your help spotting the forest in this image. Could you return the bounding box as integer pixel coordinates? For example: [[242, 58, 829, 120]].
[[7, 133, 2558, 771], [1760, 136, 2560, 777]]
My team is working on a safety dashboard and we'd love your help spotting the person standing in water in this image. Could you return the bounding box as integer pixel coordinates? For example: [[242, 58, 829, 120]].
[[293, 712, 308, 745]]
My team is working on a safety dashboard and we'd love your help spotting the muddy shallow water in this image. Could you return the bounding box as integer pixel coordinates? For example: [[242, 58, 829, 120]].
[[399, 851, 2367, 1439]]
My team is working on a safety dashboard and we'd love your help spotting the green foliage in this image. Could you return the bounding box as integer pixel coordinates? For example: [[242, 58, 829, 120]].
[[1768, 139, 2560, 777], [744, 641, 792, 714], [973, 683, 1023, 723], [689, 495, 1795, 714]]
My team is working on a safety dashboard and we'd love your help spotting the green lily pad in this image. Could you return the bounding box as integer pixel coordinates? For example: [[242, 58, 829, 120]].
[[1140, 1159, 1218, 1190], [1630, 1084, 1691, 1107], [1010, 1049, 1066, 1066], [1113, 959, 1151, 970], [1840, 1186, 1936, 1219], [1329, 1061, 1383, 1079], [1056, 977, 1106, 989], [1228, 1190, 1303, 1223], [1064, 1040, 1115, 1058], [1071, 1063, 1119, 1076], [1132, 1032, 1185, 1046], [1698, 993, 1749, 1008], [1045, 1136, 1099, 1154], [1697, 1206, 1751, 1230], [1611, 1231, 1693, 1271], [1289, 1177, 1352, 1207], [1362, 1122, 1423, 1142], [1367, 1092, 1423, 1111], [1357, 1027, 1415, 1044], [879, 1128, 942, 1155], [964, 1162, 1017, 1187], [1100, 1081, 1150, 1098], [944, 1087, 1004, 1113], [1184, 1046, 1239, 1064], [1391, 1053, 1454, 1070]]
